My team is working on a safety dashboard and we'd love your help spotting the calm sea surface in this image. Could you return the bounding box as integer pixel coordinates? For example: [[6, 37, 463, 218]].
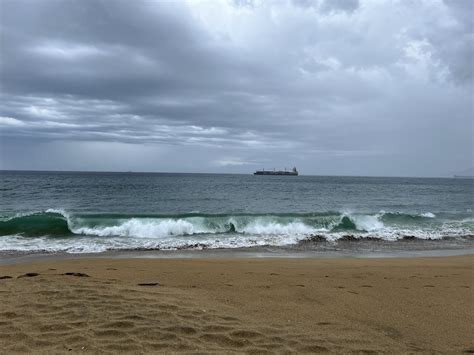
[[1, 171, 473, 254]]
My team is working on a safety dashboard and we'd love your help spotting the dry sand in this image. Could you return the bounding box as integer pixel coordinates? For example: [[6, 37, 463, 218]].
[[0, 255, 472, 353]]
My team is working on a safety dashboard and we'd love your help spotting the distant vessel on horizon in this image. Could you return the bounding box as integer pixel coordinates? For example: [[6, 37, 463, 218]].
[[453, 168, 474, 179], [254, 167, 298, 176]]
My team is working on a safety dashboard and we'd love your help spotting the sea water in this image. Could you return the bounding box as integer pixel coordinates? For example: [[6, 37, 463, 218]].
[[0, 171, 473, 254]]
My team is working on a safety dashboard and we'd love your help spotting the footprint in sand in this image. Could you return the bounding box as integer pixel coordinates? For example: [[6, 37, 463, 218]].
[[63, 272, 90, 277], [17, 273, 39, 278]]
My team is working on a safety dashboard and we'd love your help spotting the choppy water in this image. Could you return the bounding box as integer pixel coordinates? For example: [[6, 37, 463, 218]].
[[0, 171, 473, 254]]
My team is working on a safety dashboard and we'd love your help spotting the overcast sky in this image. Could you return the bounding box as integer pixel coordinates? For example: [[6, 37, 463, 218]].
[[0, 0, 472, 176]]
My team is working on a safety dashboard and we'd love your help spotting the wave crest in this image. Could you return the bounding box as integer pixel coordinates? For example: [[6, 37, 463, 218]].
[[0, 209, 472, 253], [0, 212, 72, 237], [331, 214, 384, 232], [73, 218, 204, 238]]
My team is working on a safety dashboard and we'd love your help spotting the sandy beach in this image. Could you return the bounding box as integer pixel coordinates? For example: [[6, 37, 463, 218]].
[[0, 255, 472, 353]]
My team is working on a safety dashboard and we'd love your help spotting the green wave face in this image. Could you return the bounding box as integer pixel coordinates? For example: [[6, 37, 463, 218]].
[[330, 216, 357, 231], [0, 212, 72, 237]]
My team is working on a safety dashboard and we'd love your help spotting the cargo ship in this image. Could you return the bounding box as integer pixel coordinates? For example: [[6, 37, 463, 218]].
[[254, 167, 298, 176]]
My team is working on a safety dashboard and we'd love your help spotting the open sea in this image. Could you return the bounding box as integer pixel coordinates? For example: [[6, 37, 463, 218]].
[[0, 171, 473, 256]]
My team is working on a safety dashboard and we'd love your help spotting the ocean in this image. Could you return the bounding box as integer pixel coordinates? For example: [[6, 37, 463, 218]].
[[0, 171, 473, 256]]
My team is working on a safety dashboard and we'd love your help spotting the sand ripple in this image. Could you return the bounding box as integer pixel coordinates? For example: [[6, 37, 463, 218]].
[[0, 272, 327, 353]]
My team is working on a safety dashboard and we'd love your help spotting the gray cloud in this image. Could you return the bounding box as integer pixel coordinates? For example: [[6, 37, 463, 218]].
[[0, 0, 472, 176], [320, 0, 359, 13]]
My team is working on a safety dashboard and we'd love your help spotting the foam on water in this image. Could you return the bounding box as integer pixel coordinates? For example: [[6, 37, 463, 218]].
[[347, 214, 384, 232], [240, 220, 317, 235], [73, 218, 206, 238]]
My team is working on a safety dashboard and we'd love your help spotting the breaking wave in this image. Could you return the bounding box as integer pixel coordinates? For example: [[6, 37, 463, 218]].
[[0, 209, 472, 253]]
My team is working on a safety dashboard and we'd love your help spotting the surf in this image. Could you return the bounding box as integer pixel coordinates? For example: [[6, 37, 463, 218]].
[[0, 209, 472, 253]]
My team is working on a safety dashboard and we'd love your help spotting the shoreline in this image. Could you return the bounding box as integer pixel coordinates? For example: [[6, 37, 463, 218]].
[[1, 255, 473, 352], [1, 243, 473, 265]]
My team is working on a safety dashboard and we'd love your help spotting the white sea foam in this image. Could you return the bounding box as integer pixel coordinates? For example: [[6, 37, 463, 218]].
[[70, 216, 320, 238], [350, 214, 384, 232], [72, 218, 209, 238], [45, 208, 69, 216], [420, 212, 436, 218], [240, 221, 317, 235], [0, 225, 471, 254], [0, 230, 307, 254]]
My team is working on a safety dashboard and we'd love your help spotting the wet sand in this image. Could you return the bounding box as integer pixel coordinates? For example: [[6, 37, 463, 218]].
[[0, 255, 473, 353]]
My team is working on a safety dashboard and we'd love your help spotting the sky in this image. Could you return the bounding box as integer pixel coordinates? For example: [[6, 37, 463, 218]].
[[0, 0, 472, 176]]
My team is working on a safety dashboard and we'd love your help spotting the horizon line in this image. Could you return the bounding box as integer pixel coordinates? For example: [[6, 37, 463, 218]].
[[0, 168, 462, 179]]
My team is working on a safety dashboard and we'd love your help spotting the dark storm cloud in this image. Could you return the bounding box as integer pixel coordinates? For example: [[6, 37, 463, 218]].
[[0, 0, 472, 176]]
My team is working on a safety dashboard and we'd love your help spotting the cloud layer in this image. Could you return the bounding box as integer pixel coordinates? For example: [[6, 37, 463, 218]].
[[1, 0, 472, 176]]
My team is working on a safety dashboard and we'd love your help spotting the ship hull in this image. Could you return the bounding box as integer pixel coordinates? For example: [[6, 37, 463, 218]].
[[254, 171, 298, 176]]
